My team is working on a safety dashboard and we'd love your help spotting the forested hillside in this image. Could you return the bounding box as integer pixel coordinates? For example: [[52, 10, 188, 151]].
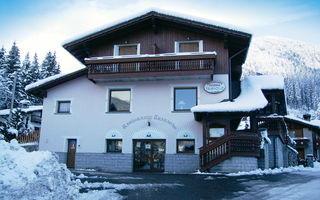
[[243, 36, 320, 119]]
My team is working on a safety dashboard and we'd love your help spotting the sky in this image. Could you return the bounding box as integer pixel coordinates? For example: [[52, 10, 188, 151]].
[[0, 0, 320, 73]]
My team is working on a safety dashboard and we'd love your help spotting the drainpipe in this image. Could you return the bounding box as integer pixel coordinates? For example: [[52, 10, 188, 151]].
[[228, 47, 248, 101]]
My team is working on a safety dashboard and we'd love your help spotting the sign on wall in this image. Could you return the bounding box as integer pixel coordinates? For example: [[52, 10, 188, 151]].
[[204, 81, 225, 94]]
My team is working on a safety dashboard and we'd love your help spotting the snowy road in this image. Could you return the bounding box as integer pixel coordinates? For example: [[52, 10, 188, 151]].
[[73, 169, 320, 200]]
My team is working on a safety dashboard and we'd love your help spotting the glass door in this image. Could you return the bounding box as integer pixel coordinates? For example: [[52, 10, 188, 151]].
[[133, 140, 165, 172]]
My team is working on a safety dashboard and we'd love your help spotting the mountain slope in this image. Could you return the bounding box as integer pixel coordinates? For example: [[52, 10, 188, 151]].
[[243, 36, 320, 119]]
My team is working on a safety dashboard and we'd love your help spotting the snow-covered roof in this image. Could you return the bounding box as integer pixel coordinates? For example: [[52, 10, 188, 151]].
[[25, 68, 87, 95], [25, 74, 67, 92], [191, 75, 274, 113], [63, 8, 249, 46], [0, 105, 43, 116], [285, 115, 320, 130], [246, 75, 284, 90], [85, 51, 217, 61]]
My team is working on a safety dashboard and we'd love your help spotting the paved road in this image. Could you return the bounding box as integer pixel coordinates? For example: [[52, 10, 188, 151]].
[[72, 169, 320, 200]]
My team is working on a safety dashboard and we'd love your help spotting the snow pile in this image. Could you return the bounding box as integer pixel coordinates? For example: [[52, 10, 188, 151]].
[[259, 128, 271, 149], [226, 163, 320, 176], [0, 139, 80, 200], [191, 75, 270, 113]]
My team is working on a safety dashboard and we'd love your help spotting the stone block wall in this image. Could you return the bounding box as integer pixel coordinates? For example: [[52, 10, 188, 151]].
[[209, 156, 258, 173], [165, 154, 199, 173]]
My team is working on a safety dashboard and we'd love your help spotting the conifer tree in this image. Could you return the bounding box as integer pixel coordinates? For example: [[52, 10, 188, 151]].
[[40, 51, 61, 79]]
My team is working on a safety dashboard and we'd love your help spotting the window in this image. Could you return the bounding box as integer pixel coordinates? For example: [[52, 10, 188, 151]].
[[174, 88, 197, 111], [209, 124, 226, 139], [57, 101, 71, 113], [106, 139, 122, 153], [109, 89, 131, 112], [114, 44, 140, 56], [177, 139, 195, 153], [175, 40, 203, 53]]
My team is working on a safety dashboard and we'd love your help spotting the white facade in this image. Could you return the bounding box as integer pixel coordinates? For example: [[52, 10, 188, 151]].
[[39, 74, 229, 155]]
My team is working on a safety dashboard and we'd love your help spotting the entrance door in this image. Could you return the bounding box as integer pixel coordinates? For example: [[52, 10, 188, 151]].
[[67, 139, 77, 168], [133, 140, 165, 172]]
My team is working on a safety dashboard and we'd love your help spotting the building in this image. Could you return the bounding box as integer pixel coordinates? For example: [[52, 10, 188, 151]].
[[285, 115, 320, 161], [26, 10, 295, 173]]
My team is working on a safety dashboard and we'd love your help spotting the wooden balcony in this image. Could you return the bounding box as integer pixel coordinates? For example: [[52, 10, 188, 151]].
[[85, 53, 215, 81], [199, 132, 260, 172]]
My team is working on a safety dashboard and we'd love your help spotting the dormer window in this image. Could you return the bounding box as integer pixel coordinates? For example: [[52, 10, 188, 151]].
[[114, 44, 140, 56], [175, 40, 203, 53]]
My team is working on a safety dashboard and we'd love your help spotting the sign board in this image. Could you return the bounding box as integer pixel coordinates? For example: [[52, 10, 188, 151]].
[[204, 81, 225, 94]]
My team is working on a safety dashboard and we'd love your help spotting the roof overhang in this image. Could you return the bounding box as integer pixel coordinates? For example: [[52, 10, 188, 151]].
[[63, 10, 251, 65]]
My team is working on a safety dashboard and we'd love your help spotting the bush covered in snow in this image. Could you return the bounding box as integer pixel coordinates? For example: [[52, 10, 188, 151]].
[[0, 139, 80, 200]]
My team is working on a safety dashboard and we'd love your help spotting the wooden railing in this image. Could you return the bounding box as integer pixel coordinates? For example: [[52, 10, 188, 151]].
[[86, 54, 215, 75], [199, 132, 260, 172], [16, 130, 40, 144]]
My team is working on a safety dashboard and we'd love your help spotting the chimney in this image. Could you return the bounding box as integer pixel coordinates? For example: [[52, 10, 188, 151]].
[[303, 114, 311, 121]]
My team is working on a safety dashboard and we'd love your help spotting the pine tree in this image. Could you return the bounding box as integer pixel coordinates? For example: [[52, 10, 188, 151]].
[[40, 51, 61, 79], [6, 42, 20, 75]]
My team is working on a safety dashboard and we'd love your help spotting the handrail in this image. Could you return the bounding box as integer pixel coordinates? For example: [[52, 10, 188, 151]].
[[199, 133, 260, 172]]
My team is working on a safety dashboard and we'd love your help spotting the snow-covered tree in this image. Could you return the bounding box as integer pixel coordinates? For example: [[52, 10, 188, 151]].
[[40, 51, 61, 79]]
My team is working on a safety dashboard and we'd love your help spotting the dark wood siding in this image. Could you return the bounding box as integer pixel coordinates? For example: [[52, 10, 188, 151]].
[[90, 25, 229, 74]]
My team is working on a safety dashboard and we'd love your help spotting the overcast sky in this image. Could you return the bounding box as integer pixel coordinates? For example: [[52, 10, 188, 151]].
[[1, 0, 319, 73]]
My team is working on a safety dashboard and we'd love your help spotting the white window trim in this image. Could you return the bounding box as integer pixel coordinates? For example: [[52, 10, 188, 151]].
[[170, 84, 200, 112], [105, 86, 134, 113], [113, 43, 141, 56], [54, 99, 73, 114], [174, 40, 203, 53]]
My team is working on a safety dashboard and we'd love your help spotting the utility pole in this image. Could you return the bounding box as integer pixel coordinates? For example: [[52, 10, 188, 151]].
[[8, 72, 17, 125]]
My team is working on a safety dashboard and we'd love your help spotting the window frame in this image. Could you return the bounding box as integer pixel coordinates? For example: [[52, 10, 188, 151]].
[[173, 87, 198, 112], [113, 43, 140, 56], [108, 89, 131, 113], [174, 40, 203, 53], [56, 100, 71, 114], [176, 139, 195, 154], [106, 139, 122, 153]]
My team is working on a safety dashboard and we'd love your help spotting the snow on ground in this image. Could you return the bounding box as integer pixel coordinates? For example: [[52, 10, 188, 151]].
[[0, 139, 80, 200], [0, 139, 183, 200], [195, 162, 320, 177]]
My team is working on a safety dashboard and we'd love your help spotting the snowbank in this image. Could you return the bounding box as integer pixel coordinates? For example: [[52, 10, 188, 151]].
[[191, 75, 271, 113], [0, 139, 80, 200], [195, 162, 320, 176]]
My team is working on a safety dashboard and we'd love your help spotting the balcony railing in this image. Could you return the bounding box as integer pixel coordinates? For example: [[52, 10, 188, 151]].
[[85, 53, 215, 77]]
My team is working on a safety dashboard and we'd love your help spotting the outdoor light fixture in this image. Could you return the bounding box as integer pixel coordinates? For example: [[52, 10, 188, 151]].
[[147, 121, 151, 126]]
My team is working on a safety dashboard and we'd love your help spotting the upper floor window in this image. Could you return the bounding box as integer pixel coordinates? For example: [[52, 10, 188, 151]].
[[174, 87, 197, 111], [109, 89, 131, 112], [57, 101, 71, 114], [114, 44, 140, 56], [175, 40, 203, 53]]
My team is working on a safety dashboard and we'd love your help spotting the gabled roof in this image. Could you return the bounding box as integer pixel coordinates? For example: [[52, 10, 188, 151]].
[[63, 10, 251, 65]]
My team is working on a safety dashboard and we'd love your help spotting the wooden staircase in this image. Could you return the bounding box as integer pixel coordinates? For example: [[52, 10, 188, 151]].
[[199, 132, 260, 172]]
